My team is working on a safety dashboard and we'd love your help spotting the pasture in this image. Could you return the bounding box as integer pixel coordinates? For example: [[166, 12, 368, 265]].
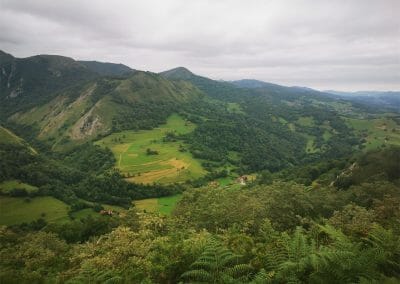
[[0, 196, 69, 226], [134, 194, 182, 215], [0, 193, 127, 225], [0, 180, 38, 194], [71, 204, 126, 220], [97, 114, 206, 184], [345, 117, 400, 151]]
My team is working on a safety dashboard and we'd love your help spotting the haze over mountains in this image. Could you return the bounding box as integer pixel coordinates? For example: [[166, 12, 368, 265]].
[[2, 50, 397, 109], [1, 50, 399, 148]]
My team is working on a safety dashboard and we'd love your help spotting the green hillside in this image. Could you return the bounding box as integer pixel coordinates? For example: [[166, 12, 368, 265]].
[[0, 196, 69, 226], [0, 53, 96, 117], [78, 60, 135, 76], [0, 180, 38, 195], [345, 116, 400, 150], [97, 114, 206, 184], [0, 51, 399, 283], [0, 125, 37, 154], [8, 71, 203, 149]]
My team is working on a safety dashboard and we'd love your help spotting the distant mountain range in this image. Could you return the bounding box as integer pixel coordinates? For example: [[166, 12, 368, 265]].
[[324, 90, 400, 110], [1, 49, 398, 152], [324, 90, 400, 97], [78, 60, 135, 76]]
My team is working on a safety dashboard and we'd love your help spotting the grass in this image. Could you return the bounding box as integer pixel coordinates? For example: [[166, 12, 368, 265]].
[[296, 116, 315, 127], [321, 121, 334, 142], [0, 126, 37, 154], [0, 193, 127, 225], [0, 180, 38, 194], [157, 195, 183, 215], [134, 198, 158, 213], [323, 131, 332, 141], [278, 117, 288, 124], [0, 196, 70, 226], [71, 208, 97, 219], [134, 194, 182, 215], [227, 103, 245, 114], [303, 134, 319, 153], [217, 176, 234, 186], [345, 117, 400, 151], [71, 204, 127, 220], [96, 114, 206, 184]]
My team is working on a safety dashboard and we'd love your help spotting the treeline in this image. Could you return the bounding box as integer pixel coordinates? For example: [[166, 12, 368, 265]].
[[0, 143, 182, 208], [159, 76, 360, 174], [1, 165, 399, 283], [274, 146, 400, 187], [185, 115, 304, 172]]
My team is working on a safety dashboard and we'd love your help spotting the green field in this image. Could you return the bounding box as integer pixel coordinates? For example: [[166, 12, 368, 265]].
[[296, 116, 315, 127], [97, 114, 206, 184], [0, 196, 69, 226], [134, 194, 182, 215], [0, 193, 127, 225], [0, 180, 38, 194], [302, 134, 319, 153], [217, 176, 234, 186], [71, 204, 126, 220], [345, 117, 400, 151], [227, 102, 245, 114]]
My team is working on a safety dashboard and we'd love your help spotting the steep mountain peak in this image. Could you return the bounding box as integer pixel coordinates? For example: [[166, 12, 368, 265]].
[[160, 66, 194, 80]]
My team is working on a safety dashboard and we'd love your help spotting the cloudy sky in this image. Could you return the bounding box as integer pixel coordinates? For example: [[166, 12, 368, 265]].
[[0, 0, 399, 91]]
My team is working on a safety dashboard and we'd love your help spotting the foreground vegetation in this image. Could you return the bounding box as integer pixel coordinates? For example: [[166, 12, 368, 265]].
[[1, 51, 399, 283], [0, 147, 399, 283]]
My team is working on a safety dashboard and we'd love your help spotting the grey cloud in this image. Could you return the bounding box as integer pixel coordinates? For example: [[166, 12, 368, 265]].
[[0, 0, 398, 91]]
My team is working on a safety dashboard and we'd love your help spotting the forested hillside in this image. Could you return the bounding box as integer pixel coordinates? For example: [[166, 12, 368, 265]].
[[0, 51, 399, 283]]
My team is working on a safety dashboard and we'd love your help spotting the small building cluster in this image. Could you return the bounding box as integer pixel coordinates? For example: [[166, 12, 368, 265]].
[[236, 176, 248, 185], [99, 210, 114, 216]]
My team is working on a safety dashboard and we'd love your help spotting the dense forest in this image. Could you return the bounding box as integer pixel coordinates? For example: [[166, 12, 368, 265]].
[[0, 143, 181, 208], [1, 147, 399, 283], [1, 50, 399, 283]]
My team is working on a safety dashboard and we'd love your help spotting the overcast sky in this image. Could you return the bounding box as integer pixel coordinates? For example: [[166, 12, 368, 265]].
[[0, 0, 399, 91]]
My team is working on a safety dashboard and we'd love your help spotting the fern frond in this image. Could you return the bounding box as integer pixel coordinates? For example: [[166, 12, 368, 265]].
[[181, 269, 212, 282]]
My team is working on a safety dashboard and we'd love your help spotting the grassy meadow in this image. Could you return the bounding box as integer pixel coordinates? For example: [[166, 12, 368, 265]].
[[0, 191, 127, 225], [0, 196, 70, 226], [97, 114, 206, 184], [345, 116, 400, 150], [71, 204, 126, 220], [134, 194, 182, 215], [0, 180, 38, 194]]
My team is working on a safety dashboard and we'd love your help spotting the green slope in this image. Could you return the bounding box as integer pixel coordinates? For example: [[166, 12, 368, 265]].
[[0, 125, 37, 154], [8, 71, 203, 149], [0, 196, 70, 226], [96, 114, 206, 184]]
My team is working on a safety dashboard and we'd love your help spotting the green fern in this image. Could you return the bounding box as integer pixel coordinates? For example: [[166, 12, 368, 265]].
[[309, 225, 382, 283], [181, 238, 253, 283], [365, 225, 400, 278], [65, 268, 124, 284]]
